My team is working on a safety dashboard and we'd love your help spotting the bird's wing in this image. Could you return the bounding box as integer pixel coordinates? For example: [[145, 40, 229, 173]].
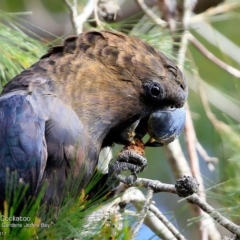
[[0, 91, 47, 196], [42, 96, 99, 204], [42, 93, 98, 179], [0, 84, 98, 204]]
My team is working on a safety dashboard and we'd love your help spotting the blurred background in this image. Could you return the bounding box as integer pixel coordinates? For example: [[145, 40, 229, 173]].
[[1, 0, 240, 239]]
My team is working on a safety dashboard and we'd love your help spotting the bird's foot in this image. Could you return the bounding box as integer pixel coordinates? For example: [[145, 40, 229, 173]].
[[108, 139, 147, 187]]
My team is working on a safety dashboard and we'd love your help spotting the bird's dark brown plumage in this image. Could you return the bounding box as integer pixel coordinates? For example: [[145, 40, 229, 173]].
[[0, 30, 187, 210]]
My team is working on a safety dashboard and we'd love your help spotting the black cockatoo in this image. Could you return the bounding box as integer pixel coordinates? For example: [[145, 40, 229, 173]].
[[0, 31, 187, 209]]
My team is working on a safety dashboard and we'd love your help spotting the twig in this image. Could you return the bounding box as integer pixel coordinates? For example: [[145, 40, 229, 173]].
[[114, 185, 186, 239], [163, 140, 192, 179], [89, 175, 239, 238], [190, 1, 240, 24], [64, 0, 94, 34], [157, 0, 177, 31], [187, 65, 240, 239], [190, 20, 240, 67], [185, 104, 217, 173], [133, 175, 221, 240], [193, 66, 240, 149], [132, 176, 240, 237], [64, 0, 78, 33], [186, 70, 240, 122], [149, 205, 186, 240], [196, 141, 218, 171], [163, 139, 208, 237], [184, 103, 206, 200], [182, 0, 198, 29], [94, 0, 104, 29], [176, 0, 221, 238], [185, 103, 212, 240], [176, 0, 197, 66], [131, 188, 153, 238], [128, 187, 184, 240], [188, 33, 240, 79], [133, 177, 176, 193], [187, 194, 240, 237], [135, 0, 167, 28]]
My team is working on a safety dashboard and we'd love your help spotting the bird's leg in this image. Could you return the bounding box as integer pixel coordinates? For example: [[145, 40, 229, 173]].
[[108, 139, 147, 187]]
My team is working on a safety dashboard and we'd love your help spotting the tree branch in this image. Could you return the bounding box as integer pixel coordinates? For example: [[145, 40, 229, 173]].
[[64, 0, 94, 34], [188, 33, 240, 79], [131, 176, 240, 237], [131, 188, 153, 238], [135, 0, 167, 28]]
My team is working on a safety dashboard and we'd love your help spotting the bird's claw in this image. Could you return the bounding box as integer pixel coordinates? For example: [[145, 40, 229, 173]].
[[108, 149, 147, 186]]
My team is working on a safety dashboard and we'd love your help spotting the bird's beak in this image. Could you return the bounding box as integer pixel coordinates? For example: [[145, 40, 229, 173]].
[[145, 107, 186, 147]]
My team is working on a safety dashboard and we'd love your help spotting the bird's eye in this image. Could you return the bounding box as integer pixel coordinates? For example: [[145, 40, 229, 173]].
[[168, 105, 176, 111], [150, 85, 161, 97], [143, 82, 163, 99]]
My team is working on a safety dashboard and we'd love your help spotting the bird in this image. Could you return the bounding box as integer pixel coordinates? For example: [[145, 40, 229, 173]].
[[0, 30, 188, 211]]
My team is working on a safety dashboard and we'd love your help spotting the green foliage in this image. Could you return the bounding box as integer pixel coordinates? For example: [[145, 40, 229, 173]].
[[0, 168, 124, 240], [0, 10, 47, 90]]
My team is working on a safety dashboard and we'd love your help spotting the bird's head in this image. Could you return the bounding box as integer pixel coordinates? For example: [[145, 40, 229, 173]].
[[42, 31, 188, 151]]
